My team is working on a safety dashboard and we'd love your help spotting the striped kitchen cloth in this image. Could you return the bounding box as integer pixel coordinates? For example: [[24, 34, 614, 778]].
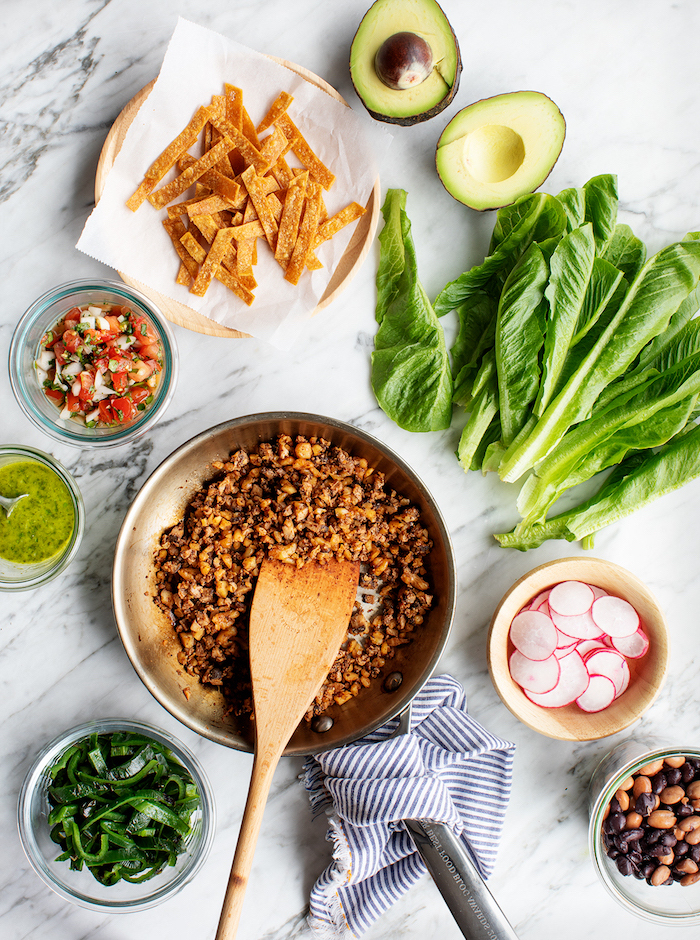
[[302, 674, 515, 939]]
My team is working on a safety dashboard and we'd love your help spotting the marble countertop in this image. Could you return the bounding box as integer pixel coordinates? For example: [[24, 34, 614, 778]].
[[3, 1, 700, 938]]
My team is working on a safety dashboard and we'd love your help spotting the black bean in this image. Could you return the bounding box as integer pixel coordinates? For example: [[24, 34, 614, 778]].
[[660, 832, 677, 847], [674, 840, 689, 857], [617, 856, 634, 876], [610, 796, 621, 814], [636, 792, 657, 816], [641, 861, 656, 879], [666, 767, 682, 786], [624, 828, 644, 843], [690, 845, 700, 864], [643, 828, 662, 846], [678, 803, 694, 818], [609, 812, 626, 832], [651, 771, 668, 793], [682, 762, 697, 782], [649, 844, 672, 857]]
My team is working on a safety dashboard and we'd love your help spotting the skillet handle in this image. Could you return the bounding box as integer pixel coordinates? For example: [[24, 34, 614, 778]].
[[404, 818, 520, 940]]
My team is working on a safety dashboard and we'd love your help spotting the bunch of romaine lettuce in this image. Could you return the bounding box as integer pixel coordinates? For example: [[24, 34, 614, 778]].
[[371, 179, 700, 550]]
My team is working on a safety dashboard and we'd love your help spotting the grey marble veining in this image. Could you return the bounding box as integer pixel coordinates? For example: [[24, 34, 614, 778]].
[[3, 1, 700, 939]]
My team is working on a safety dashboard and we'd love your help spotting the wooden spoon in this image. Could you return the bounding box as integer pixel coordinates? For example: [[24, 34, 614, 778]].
[[215, 556, 361, 940]]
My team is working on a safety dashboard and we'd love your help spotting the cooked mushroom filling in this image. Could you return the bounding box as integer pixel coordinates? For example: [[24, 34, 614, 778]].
[[153, 434, 434, 721]]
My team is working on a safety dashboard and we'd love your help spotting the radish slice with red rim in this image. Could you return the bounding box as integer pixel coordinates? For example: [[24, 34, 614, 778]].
[[576, 674, 617, 713], [591, 595, 640, 638], [548, 580, 595, 616], [509, 650, 560, 693], [527, 588, 551, 611], [509, 609, 558, 661], [577, 639, 608, 659], [549, 607, 602, 640], [524, 650, 589, 708], [611, 627, 650, 659], [587, 583, 608, 600], [585, 648, 630, 697]]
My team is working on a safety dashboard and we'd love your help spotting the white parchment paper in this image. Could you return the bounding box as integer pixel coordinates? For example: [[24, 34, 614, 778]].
[[77, 18, 392, 347]]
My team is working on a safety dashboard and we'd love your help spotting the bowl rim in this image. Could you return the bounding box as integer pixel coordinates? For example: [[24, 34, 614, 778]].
[[487, 556, 669, 741], [8, 277, 179, 449], [112, 411, 457, 756], [17, 716, 215, 912], [588, 744, 700, 924], [0, 445, 85, 591]]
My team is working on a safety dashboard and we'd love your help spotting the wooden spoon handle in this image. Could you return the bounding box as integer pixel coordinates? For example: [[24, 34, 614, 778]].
[[215, 750, 280, 940]]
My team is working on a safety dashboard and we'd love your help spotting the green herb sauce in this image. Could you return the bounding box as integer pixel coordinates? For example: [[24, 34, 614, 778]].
[[0, 461, 75, 564]]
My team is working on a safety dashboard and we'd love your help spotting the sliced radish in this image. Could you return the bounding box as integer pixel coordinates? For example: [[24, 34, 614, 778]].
[[576, 639, 609, 659], [527, 589, 551, 611], [554, 631, 579, 657], [548, 580, 595, 616], [509, 650, 561, 693], [585, 648, 630, 698], [591, 595, 640, 638], [524, 650, 589, 708], [549, 607, 602, 640], [611, 627, 650, 660], [587, 583, 609, 600], [576, 674, 617, 713], [509, 609, 558, 661]]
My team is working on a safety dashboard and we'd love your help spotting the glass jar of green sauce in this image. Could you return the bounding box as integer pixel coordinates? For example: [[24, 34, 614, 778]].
[[0, 446, 84, 591]]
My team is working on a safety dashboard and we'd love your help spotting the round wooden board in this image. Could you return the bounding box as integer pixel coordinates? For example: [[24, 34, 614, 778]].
[[95, 60, 380, 339]]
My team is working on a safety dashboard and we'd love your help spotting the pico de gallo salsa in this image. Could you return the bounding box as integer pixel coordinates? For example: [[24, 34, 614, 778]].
[[35, 302, 163, 428]]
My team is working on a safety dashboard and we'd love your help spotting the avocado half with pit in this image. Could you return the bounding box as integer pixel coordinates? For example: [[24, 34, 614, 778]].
[[350, 0, 462, 126], [436, 91, 566, 210]]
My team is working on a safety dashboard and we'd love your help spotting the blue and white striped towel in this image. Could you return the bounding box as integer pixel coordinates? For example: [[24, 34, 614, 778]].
[[302, 674, 515, 939]]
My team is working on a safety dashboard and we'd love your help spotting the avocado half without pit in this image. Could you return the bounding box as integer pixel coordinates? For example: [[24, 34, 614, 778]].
[[436, 91, 566, 210], [350, 0, 462, 125]]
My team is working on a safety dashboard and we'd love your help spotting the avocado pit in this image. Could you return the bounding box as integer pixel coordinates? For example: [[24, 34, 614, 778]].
[[375, 32, 433, 91]]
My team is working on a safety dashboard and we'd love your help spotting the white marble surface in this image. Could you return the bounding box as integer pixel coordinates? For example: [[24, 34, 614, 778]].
[[2, 1, 700, 938]]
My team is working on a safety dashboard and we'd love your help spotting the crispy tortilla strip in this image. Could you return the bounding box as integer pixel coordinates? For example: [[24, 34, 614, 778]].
[[163, 218, 200, 280], [236, 237, 257, 283], [241, 165, 278, 249], [144, 106, 210, 183], [267, 192, 283, 224], [190, 227, 235, 296], [314, 201, 367, 246], [285, 181, 322, 285], [306, 252, 323, 271], [126, 177, 156, 212], [167, 193, 215, 219], [224, 84, 243, 129], [181, 231, 254, 305], [176, 262, 191, 286], [259, 124, 293, 173], [204, 107, 267, 174], [229, 220, 265, 241], [276, 113, 335, 191], [148, 138, 232, 209], [270, 155, 295, 189], [186, 193, 237, 217], [275, 172, 308, 269], [241, 105, 261, 150], [256, 91, 294, 134]]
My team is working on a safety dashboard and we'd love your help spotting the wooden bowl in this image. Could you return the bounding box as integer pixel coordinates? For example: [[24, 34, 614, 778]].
[[94, 60, 381, 339], [488, 557, 669, 741]]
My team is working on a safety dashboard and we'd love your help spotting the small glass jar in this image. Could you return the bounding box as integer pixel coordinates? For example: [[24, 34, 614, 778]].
[[9, 279, 178, 448], [589, 739, 700, 925], [0, 445, 84, 591]]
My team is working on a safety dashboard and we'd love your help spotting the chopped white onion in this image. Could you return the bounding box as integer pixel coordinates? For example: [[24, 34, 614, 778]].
[[59, 405, 72, 420], [96, 315, 111, 330], [36, 349, 55, 370], [80, 315, 96, 330], [61, 361, 82, 377], [35, 366, 48, 386], [84, 407, 100, 424], [91, 385, 112, 401], [71, 379, 81, 396], [95, 370, 105, 389], [116, 335, 131, 349]]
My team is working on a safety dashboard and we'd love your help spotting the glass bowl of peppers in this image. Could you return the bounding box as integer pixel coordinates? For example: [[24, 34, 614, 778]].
[[17, 718, 215, 911]]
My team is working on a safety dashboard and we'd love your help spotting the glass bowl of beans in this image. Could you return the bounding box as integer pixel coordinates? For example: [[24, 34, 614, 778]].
[[9, 279, 178, 448], [589, 740, 700, 924]]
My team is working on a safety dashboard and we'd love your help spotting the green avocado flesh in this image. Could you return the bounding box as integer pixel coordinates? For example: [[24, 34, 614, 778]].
[[436, 91, 566, 210], [350, 0, 461, 124]]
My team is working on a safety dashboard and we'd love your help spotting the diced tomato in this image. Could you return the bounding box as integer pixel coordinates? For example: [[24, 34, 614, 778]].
[[145, 357, 162, 374], [130, 386, 150, 405], [98, 399, 114, 424], [105, 315, 123, 332], [53, 341, 69, 366], [66, 392, 83, 415], [108, 355, 135, 373], [44, 388, 65, 405], [63, 329, 82, 354], [112, 370, 129, 393], [136, 342, 161, 362], [111, 397, 135, 422], [78, 370, 96, 403], [64, 307, 82, 324], [94, 355, 110, 374]]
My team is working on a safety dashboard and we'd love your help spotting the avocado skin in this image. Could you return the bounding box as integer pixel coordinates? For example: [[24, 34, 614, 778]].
[[349, 0, 462, 126]]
